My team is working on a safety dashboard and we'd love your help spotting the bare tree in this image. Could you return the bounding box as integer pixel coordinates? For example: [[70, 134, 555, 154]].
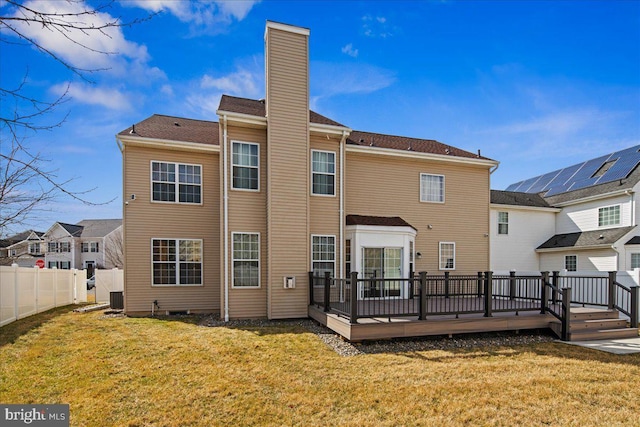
[[0, 0, 153, 236], [103, 226, 123, 269]]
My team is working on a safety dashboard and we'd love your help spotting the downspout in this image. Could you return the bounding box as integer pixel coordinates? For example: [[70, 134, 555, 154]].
[[222, 115, 230, 322], [339, 130, 347, 279], [627, 190, 635, 226]]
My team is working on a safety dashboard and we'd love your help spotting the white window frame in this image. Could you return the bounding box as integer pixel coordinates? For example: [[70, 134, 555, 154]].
[[598, 205, 620, 227], [631, 253, 640, 269], [311, 150, 336, 196], [498, 211, 509, 235], [28, 243, 40, 255], [311, 235, 336, 280], [231, 141, 260, 192], [150, 161, 203, 204], [59, 241, 70, 253], [420, 173, 445, 203], [439, 242, 456, 270], [48, 242, 58, 253], [90, 242, 99, 253], [565, 255, 577, 272], [151, 238, 203, 286], [232, 232, 260, 288], [81, 242, 89, 253]]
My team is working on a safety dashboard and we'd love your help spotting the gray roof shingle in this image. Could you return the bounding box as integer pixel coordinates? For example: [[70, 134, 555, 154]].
[[346, 214, 416, 230], [537, 226, 635, 250], [119, 114, 219, 146], [76, 219, 122, 238], [490, 190, 552, 207]]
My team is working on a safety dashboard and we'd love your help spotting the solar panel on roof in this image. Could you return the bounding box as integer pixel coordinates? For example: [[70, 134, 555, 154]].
[[544, 183, 575, 197], [569, 155, 611, 182], [518, 177, 540, 193], [527, 170, 561, 193], [505, 182, 524, 192]]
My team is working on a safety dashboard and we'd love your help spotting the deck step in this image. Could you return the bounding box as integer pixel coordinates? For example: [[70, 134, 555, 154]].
[[569, 328, 639, 341], [569, 308, 620, 321], [569, 318, 629, 331]]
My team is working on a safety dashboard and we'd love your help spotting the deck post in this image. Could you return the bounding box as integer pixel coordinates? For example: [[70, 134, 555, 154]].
[[323, 271, 331, 313], [409, 265, 414, 299], [630, 286, 639, 329], [308, 272, 314, 305], [484, 271, 493, 317], [350, 272, 359, 324], [540, 271, 549, 314], [477, 272, 483, 297], [419, 271, 427, 321], [509, 271, 516, 300], [444, 271, 450, 298], [608, 271, 616, 310], [561, 287, 571, 341], [551, 271, 559, 304]]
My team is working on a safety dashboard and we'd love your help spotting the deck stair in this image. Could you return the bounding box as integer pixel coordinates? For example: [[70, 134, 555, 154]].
[[551, 307, 639, 341]]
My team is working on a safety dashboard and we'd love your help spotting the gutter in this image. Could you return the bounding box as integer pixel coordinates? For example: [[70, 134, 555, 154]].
[[222, 115, 230, 322]]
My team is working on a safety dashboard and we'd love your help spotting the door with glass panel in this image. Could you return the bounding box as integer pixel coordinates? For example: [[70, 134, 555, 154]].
[[362, 248, 402, 299]]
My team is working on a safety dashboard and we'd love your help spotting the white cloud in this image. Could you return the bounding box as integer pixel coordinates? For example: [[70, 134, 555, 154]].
[[125, 0, 259, 33], [51, 82, 132, 111], [362, 14, 393, 38], [341, 43, 358, 58]]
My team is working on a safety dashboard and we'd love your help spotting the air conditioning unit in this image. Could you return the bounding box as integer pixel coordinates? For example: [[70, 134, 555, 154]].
[[283, 276, 296, 289]]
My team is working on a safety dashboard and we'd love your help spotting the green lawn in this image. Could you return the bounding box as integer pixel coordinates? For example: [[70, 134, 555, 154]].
[[1, 307, 639, 426]]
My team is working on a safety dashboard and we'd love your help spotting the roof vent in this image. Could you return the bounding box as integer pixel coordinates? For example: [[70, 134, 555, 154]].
[[174, 122, 180, 127], [130, 124, 136, 134], [359, 138, 365, 143], [599, 234, 604, 239], [445, 147, 450, 155]]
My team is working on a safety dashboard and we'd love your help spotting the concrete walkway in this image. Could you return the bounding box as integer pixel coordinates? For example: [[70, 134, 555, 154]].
[[559, 337, 640, 355]]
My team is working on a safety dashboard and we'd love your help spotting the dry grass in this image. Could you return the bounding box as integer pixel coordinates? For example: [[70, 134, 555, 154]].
[[1, 308, 639, 427]]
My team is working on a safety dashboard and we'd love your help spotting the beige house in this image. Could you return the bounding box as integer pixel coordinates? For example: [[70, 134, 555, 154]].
[[117, 21, 498, 319]]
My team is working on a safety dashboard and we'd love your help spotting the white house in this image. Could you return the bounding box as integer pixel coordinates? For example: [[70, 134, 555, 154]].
[[0, 230, 45, 267], [492, 145, 640, 272]]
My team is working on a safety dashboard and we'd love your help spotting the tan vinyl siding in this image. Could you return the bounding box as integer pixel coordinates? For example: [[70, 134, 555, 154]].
[[225, 125, 268, 318], [266, 27, 310, 318], [345, 151, 491, 275], [123, 145, 220, 314]]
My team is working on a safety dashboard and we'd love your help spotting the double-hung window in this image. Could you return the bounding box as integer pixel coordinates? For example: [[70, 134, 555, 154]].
[[152, 239, 202, 285], [598, 205, 620, 227], [81, 243, 89, 253], [29, 243, 40, 255], [232, 233, 260, 287], [312, 235, 335, 277], [565, 255, 577, 272], [498, 212, 509, 235], [48, 242, 58, 253], [151, 161, 202, 203], [232, 142, 259, 190], [59, 242, 70, 252], [632, 253, 640, 269], [420, 174, 445, 203], [439, 242, 455, 270], [311, 150, 335, 195], [90, 242, 99, 253]]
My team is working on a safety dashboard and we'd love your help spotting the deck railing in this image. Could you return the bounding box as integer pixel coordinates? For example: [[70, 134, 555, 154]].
[[310, 271, 639, 332]]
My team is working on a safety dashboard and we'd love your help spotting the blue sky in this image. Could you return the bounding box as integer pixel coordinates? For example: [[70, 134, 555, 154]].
[[2, 0, 639, 234]]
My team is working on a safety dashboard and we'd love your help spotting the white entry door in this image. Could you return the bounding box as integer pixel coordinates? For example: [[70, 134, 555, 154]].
[[361, 248, 403, 299]]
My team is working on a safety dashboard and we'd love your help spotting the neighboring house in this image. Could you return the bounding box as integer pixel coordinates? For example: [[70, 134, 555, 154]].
[[117, 21, 499, 318], [492, 145, 640, 272], [0, 230, 45, 267], [43, 219, 123, 274]]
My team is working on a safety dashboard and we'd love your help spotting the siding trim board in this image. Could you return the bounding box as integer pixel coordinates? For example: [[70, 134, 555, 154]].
[[120, 136, 219, 153], [346, 145, 498, 168]]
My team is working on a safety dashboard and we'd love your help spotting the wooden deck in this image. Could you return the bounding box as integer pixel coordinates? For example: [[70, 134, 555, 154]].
[[309, 298, 556, 342]]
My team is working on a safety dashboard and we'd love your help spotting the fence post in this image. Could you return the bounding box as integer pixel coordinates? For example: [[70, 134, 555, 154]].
[[509, 270, 516, 300], [477, 272, 483, 297], [551, 271, 559, 304], [323, 271, 331, 313], [444, 271, 450, 298], [630, 286, 639, 329], [409, 265, 414, 300], [308, 272, 314, 305], [350, 271, 359, 324], [540, 271, 549, 314], [12, 264, 19, 321], [419, 271, 427, 321], [561, 287, 572, 341], [607, 271, 616, 310], [484, 271, 493, 317]]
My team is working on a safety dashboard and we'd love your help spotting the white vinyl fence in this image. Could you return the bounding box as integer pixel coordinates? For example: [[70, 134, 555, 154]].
[[0, 265, 87, 327], [95, 268, 124, 303]]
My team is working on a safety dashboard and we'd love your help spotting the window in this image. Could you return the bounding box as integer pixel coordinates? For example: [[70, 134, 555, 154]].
[[151, 161, 202, 203], [345, 239, 351, 276], [9, 249, 17, 257], [152, 239, 202, 285], [90, 242, 99, 253], [311, 150, 335, 195], [565, 255, 577, 272], [420, 174, 445, 203], [28, 243, 40, 255], [81, 243, 89, 253], [232, 142, 259, 190], [598, 205, 620, 227], [439, 242, 455, 270], [48, 242, 58, 253], [312, 235, 335, 278], [498, 212, 509, 235], [47, 261, 70, 269], [59, 242, 70, 252], [232, 233, 260, 287], [631, 253, 640, 269]]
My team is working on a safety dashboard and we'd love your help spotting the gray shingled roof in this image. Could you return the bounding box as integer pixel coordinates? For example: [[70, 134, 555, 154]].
[[76, 219, 122, 238], [58, 223, 84, 237], [217, 95, 346, 127], [346, 214, 416, 230], [119, 114, 219, 145], [537, 226, 635, 250], [490, 190, 552, 207], [0, 230, 44, 248], [626, 236, 640, 245]]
